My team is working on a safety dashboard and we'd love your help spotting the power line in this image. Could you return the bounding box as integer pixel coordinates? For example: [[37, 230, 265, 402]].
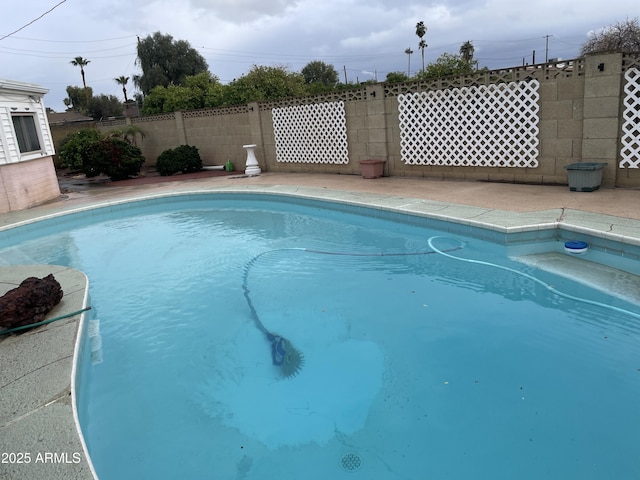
[[0, 42, 136, 55], [1, 34, 137, 44], [0, 48, 135, 60], [0, 0, 67, 42]]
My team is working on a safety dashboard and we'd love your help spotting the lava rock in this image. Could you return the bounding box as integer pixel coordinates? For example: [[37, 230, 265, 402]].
[[0, 274, 63, 330]]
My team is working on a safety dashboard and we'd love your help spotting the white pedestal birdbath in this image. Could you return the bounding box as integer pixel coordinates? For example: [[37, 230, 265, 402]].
[[243, 144, 261, 175]]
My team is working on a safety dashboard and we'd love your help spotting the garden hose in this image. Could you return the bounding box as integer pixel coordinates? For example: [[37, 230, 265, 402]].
[[0, 306, 92, 336]]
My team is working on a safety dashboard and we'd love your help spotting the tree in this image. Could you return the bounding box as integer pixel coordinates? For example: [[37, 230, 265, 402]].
[[223, 65, 306, 105], [385, 71, 410, 83], [301, 61, 339, 88], [115, 75, 130, 102], [135, 32, 209, 95], [104, 125, 145, 146], [404, 48, 413, 76], [414, 53, 474, 80], [416, 21, 428, 72], [141, 71, 223, 114], [580, 17, 640, 55], [86, 94, 124, 120], [183, 71, 224, 106], [459, 41, 475, 65], [64, 85, 93, 113], [70, 56, 90, 89]]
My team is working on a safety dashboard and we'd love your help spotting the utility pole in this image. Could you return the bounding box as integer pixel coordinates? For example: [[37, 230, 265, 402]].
[[544, 34, 553, 62]]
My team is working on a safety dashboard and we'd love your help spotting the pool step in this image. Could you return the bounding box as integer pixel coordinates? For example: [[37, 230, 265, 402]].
[[512, 252, 640, 306]]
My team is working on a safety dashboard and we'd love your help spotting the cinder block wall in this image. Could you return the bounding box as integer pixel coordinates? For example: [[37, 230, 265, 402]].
[[128, 115, 182, 165], [581, 52, 624, 187], [537, 68, 586, 185], [90, 51, 639, 187], [182, 107, 253, 167]]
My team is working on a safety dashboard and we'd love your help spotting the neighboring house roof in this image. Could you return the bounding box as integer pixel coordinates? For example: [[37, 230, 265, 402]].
[[47, 111, 94, 126]]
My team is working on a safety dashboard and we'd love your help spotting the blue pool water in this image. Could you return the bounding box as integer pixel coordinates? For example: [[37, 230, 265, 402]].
[[1, 194, 639, 480]]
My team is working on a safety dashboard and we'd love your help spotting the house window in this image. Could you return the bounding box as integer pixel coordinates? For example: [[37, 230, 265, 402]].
[[12, 115, 41, 153]]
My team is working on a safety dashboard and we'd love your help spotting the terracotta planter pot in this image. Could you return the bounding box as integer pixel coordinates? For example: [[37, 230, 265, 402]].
[[359, 159, 386, 179]]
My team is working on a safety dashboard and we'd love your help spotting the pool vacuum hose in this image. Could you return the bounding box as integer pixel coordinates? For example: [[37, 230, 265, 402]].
[[241, 241, 465, 379], [244, 236, 640, 379]]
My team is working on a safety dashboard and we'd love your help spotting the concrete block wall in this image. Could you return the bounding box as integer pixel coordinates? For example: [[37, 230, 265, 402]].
[[580, 52, 624, 187], [182, 108, 252, 168], [91, 51, 639, 187], [252, 53, 627, 185], [537, 74, 585, 185], [126, 114, 181, 166]]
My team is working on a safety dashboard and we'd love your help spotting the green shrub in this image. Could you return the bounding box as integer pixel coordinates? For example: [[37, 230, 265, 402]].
[[58, 128, 102, 171], [155, 149, 180, 176], [84, 138, 145, 180], [156, 145, 202, 176]]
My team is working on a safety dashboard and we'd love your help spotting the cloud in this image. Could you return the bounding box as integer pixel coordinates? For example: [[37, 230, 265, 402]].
[[189, 0, 300, 22], [1, 0, 638, 111], [341, 29, 397, 49]]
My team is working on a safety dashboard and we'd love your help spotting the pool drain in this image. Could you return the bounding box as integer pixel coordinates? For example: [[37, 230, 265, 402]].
[[339, 452, 362, 472]]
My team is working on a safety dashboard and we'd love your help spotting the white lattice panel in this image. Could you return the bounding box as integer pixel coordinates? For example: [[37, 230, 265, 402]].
[[398, 81, 540, 167], [272, 101, 349, 164], [620, 68, 640, 168]]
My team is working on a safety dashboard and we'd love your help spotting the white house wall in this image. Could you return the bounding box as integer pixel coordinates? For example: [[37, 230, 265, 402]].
[[0, 108, 9, 164], [0, 93, 55, 165], [0, 106, 21, 164]]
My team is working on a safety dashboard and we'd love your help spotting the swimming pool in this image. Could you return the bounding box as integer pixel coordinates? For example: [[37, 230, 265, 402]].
[[1, 193, 639, 479]]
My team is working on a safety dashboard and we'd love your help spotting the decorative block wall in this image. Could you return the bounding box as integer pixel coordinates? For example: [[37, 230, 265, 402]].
[[620, 68, 640, 168], [91, 52, 640, 187], [397, 81, 540, 167], [272, 101, 349, 164]]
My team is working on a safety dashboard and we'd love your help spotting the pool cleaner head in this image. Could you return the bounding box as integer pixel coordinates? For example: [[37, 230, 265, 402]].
[[243, 251, 306, 379], [270, 334, 305, 378]]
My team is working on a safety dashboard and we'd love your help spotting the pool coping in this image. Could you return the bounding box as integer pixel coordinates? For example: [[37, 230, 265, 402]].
[[5, 183, 640, 242], [3, 182, 640, 480]]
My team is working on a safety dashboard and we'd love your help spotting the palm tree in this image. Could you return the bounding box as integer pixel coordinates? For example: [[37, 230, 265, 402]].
[[115, 75, 130, 102], [70, 56, 90, 89], [415, 21, 428, 72], [459, 41, 475, 65], [104, 125, 145, 146], [404, 48, 414, 76]]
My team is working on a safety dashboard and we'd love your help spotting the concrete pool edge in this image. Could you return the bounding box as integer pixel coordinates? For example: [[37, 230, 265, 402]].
[[4, 184, 640, 246]]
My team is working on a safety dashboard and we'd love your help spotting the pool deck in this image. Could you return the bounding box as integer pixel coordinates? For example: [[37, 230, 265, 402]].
[[3, 172, 640, 480]]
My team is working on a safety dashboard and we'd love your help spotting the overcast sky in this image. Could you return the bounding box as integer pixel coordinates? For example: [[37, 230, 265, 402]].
[[0, 0, 637, 111]]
